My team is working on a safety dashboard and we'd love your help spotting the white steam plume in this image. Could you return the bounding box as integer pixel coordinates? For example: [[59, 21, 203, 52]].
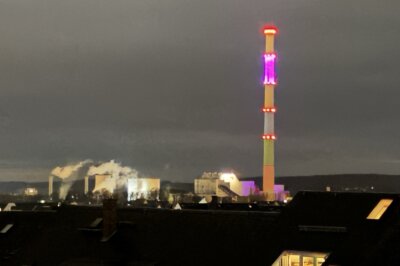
[[49, 159, 140, 200], [51, 159, 92, 179], [89, 160, 138, 193], [50, 160, 92, 200]]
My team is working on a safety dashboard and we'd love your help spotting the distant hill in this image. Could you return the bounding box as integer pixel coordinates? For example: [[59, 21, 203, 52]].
[[241, 174, 400, 194]]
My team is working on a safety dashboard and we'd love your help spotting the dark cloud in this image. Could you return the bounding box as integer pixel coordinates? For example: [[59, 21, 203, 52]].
[[0, 0, 400, 181]]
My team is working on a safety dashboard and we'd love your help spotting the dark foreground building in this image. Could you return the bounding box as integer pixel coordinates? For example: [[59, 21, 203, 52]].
[[0, 192, 399, 265]]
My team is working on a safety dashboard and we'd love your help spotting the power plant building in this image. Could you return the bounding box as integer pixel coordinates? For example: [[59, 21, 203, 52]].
[[194, 172, 252, 197], [24, 187, 39, 196], [127, 177, 160, 201], [241, 181, 256, 196], [48, 173, 160, 201], [94, 174, 114, 192]]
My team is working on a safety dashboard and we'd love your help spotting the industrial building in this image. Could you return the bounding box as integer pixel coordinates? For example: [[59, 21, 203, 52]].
[[194, 172, 255, 197], [48, 174, 160, 201], [127, 177, 160, 201], [23, 187, 38, 196], [93, 174, 112, 192]]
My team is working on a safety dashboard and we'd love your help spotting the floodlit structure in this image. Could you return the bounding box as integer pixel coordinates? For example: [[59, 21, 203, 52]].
[[47, 163, 160, 201], [127, 177, 160, 201], [194, 172, 243, 197], [24, 187, 38, 196], [241, 181, 256, 196], [94, 174, 113, 192], [262, 25, 278, 194], [93, 174, 160, 201]]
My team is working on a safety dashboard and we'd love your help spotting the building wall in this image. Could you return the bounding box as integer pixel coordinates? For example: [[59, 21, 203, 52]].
[[219, 173, 243, 196], [93, 174, 115, 193], [195, 172, 245, 197], [95, 175, 109, 189], [127, 178, 160, 200], [194, 178, 218, 196], [241, 181, 256, 196]]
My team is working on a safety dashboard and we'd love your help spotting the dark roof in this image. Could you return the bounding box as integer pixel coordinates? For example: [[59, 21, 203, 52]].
[[0, 205, 279, 265], [265, 191, 400, 265], [1, 192, 400, 265]]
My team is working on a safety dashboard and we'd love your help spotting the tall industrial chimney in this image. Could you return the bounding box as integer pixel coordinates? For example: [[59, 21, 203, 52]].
[[262, 25, 278, 196], [48, 175, 53, 197], [84, 175, 89, 195]]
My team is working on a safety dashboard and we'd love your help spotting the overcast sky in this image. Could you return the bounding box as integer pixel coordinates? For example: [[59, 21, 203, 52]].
[[0, 0, 400, 182]]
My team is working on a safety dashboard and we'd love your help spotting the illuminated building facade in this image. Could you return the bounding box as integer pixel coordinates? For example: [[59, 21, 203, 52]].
[[94, 174, 113, 192], [24, 187, 39, 196], [127, 177, 160, 201], [93, 174, 160, 200], [194, 172, 245, 197], [272, 250, 328, 266], [262, 25, 278, 194]]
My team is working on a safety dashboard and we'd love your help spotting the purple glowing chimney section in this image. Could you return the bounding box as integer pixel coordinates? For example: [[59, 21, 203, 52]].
[[263, 53, 276, 85]]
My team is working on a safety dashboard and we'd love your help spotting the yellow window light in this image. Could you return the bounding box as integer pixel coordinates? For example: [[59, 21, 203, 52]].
[[367, 199, 393, 220]]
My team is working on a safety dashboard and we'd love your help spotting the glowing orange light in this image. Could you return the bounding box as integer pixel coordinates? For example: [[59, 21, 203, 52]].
[[264, 29, 276, 35], [262, 107, 276, 113], [263, 25, 278, 35], [262, 134, 276, 140]]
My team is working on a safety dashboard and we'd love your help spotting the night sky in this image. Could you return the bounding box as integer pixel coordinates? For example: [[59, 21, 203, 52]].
[[1, 0, 400, 182]]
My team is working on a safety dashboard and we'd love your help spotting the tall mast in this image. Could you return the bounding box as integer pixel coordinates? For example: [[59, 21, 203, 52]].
[[262, 25, 278, 195]]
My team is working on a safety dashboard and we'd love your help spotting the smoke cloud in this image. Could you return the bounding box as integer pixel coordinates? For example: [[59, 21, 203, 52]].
[[49, 159, 139, 200], [51, 159, 92, 179], [50, 160, 92, 200], [89, 160, 139, 193]]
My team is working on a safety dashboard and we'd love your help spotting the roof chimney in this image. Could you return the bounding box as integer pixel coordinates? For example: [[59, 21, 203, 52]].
[[102, 198, 117, 241]]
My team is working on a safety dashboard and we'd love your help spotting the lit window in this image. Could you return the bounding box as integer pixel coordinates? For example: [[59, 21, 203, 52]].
[[303, 256, 314, 266], [272, 250, 329, 266], [316, 258, 325, 266], [367, 199, 393, 220]]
